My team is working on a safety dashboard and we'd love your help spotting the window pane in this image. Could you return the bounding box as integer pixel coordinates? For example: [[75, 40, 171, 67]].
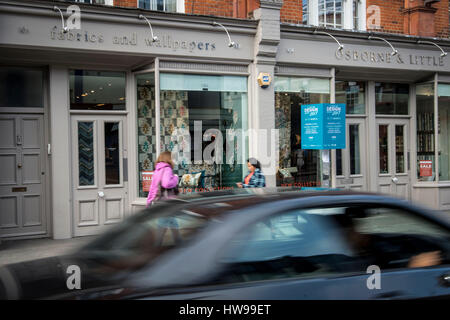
[[70, 70, 126, 110], [350, 124, 360, 175], [335, 81, 365, 114], [438, 84, 450, 181], [351, 207, 450, 269], [274, 77, 330, 187], [217, 209, 355, 283], [375, 83, 409, 115], [302, 0, 308, 24], [353, 0, 359, 30], [395, 125, 405, 174], [105, 122, 120, 185], [0, 67, 44, 108], [78, 122, 95, 186], [136, 73, 156, 198], [416, 83, 435, 181], [379, 125, 388, 174]]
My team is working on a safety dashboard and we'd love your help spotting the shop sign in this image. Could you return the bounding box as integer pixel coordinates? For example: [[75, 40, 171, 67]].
[[335, 49, 445, 67], [142, 171, 154, 192], [419, 160, 433, 177], [301, 103, 346, 150]]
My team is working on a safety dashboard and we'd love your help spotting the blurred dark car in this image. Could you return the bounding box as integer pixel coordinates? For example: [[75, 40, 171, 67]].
[[1, 188, 450, 300]]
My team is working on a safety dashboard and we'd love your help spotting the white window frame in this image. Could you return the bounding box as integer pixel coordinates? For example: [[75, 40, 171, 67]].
[[137, 0, 185, 13], [304, 0, 366, 31]]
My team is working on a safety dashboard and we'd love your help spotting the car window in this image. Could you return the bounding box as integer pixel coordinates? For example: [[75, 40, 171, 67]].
[[333, 206, 450, 271], [213, 208, 360, 284], [78, 208, 210, 272]]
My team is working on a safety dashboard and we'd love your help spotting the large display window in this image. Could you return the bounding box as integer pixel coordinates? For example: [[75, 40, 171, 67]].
[[159, 73, 248, 191], [274, 77, 330, 187], [136, 72, 248, 198]]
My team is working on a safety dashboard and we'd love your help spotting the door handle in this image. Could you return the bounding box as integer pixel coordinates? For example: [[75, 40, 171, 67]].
[[17, 164, 22, 169], [439, 274, 450, 287], [392, 177, 399, 184], [98, 191, 105, 198]]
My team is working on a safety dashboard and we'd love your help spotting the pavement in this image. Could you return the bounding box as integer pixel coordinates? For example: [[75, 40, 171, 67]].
[[0, 236, 96, 267]]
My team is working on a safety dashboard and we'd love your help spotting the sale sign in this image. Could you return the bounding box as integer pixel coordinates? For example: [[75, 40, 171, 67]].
[[419, 160, 432, 177], [142, 171, 154, 192]]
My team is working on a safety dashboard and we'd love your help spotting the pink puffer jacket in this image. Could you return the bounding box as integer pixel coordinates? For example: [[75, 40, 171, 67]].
[[146, 162, 179, 207]]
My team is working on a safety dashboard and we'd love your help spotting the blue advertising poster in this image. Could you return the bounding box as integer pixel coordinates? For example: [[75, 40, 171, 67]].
[[301, 103, 346, 149]]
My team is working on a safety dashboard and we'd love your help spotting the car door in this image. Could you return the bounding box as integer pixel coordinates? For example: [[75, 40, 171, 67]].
[[136, 207, 377, 299], [137, 204, 450, 300]]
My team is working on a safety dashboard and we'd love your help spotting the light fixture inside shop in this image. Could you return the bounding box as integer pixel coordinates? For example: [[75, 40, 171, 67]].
[[53, 6, 68, 33], [417, 40, 448, 57], [212, 22, 237, 48], [368, 35, 398, 56], [139, 15, 158, 42], [313, 29, 344, 51]]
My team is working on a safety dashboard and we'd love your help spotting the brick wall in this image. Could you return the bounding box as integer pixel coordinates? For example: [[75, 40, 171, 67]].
[[113, 0, 449, 37], [434, 0, 449, 38], [366, 0, 404, 34], [367, 0, 448, 37], [184, 0, 235, 17], [114, 0, 136, 8], [280, 0, 302, 24]]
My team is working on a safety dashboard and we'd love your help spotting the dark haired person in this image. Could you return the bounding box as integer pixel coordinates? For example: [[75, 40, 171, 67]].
[[237, 158, 266, 188]]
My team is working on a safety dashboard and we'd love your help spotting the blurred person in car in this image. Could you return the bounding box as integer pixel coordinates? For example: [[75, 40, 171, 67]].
[[146, 151, 181, 245], [237, 158, 266, 188], [334, 207, 442, 269]]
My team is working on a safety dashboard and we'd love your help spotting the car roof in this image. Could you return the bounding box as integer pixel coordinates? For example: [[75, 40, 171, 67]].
[[148, 188, 450, 229]]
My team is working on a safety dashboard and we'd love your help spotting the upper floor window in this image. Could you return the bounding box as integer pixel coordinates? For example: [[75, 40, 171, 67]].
[[138, 0, 184, 13], [319, 0, 343, 28], [302, 0, 365, 31]]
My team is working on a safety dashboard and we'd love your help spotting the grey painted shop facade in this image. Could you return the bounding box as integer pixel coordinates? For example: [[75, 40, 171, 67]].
[[1, 0, 450, 239]]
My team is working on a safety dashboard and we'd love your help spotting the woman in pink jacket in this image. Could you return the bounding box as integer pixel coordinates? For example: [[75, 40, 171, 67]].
[[146, 151, 179, 207]]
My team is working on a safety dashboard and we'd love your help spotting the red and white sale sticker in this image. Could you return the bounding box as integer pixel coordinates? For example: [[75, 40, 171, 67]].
[[419, 160, 432, 177]]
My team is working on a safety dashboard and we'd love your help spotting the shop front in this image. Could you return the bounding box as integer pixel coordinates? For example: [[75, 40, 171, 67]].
[[277, 26, 450, 213], [0, 0, 258, 239]]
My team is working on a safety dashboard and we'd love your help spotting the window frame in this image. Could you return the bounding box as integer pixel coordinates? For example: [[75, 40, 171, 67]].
[[303, 0, 366, 31], [137, 0, 184, 13]]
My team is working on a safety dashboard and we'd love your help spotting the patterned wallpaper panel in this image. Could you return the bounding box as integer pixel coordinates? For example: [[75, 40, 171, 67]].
[[137, 86, 156, 198], [78, 121, 95, 186]]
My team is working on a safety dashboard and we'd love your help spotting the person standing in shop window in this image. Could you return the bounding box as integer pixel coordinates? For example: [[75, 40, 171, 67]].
[[237, 158, 266, 188]]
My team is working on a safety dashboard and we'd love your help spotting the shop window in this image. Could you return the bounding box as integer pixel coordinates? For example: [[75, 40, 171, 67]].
[[375, 83, 409, 115], [302, 0, 365, 30], [0, 67, 44, 108], [70, 70, 126, 111], [274, 77, 330, 187], [159, 73, 248, 191], [349, 124, 360, 175], [416, 83, 435, 182], [138, 0, 181, 13], [336, 81, 365, 114], [438, 84, 450, 181], [136, 73, 156, 198]]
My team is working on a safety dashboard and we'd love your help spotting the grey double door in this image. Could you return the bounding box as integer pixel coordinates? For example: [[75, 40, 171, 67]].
[[0, 114, 47, 238], [71, 115, 128, 237]]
